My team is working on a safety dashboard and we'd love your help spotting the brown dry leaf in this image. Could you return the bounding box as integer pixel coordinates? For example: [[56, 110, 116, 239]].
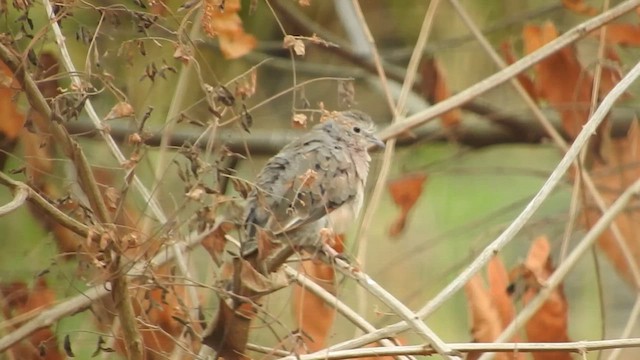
[[465, 257, 524, 360], [292, 113, 308, 128], [584, 121, 640, 287], [36, 53, 60, 100], [521, 236, 572, 360], [499, 41, 537, 101], [283, 35, 306, 56], [235, 68, 257, 100], [204, 297, 253, 360], [487, 257, 516, 330], [464, 274, 503, 360], [599, 23, 640, 46], [387, 173, 428, 237], [523, 22, 592, 139], [562, 0, 598, 16], [104, 101, 134, 120], [292, 257, 336, 353], [420, 58, 461, 129], [0, 60, 26, 169], [283, 35, 305, 56], [173, 43, 192, 64], [1, 279, 64, 360], [201, 221, 235, 263], [148, 0, 166, 15], [202, 0, 257, 59]]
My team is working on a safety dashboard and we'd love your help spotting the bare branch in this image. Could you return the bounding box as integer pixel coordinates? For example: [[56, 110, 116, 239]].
[[0, 186, 27, 216]]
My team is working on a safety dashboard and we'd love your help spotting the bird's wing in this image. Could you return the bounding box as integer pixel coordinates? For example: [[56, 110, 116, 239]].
[[245, 132, 359, 238]]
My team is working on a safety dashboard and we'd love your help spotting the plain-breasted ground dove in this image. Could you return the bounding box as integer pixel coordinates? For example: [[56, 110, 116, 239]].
[[241, 110, 385, 266]]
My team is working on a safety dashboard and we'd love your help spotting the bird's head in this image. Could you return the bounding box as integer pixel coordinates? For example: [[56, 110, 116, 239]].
[[321, 110, 386, 150]]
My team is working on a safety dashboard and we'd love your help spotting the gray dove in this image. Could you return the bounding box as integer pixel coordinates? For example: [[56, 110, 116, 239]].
[[241, 110, 385, 265]]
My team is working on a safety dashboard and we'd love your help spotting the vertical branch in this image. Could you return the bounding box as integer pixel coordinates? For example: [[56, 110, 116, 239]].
[[111, 257, 144, 360]]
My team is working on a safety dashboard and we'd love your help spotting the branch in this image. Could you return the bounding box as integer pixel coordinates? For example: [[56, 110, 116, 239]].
[[288, 338, 640, 360], [0, 172, 94, 240], [63, 108, 639, 156], [0, 186, 27, 216]]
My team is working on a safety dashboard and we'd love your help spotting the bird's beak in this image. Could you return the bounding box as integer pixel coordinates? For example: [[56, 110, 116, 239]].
[[368, 133, 386, 148]]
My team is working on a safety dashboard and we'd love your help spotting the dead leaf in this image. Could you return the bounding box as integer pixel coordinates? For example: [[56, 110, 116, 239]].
[[500, 41, 537, 101], [465, 274, 503, 360], [0, 60, 26, 169], [523, 22, 592, 139], [562, 0, 598, 16], [292, 113, 308, 128], [148, 0, 167, 15], [283, 35, 306, 56], [583, 121, 640, 287], [173, 43, 192, 64], [292, 257, 336, 353], [387, 173, 428, 237], [105, 101, 134, 120], [520, 236, 572, 360], [597, 23, 640, 47], [487, 257, 516, 330], [464, 257, 525, 360], [420, 58, 461, 129], [235, 68, 257, 100], [201, 221, 235, 264], [202, 0, 257, 59]]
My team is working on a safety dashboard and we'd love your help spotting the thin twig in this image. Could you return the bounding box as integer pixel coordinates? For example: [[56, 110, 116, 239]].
[[286, 338, 640, 360], [0, 186, 28, 216], [0, 172, 94, 239]]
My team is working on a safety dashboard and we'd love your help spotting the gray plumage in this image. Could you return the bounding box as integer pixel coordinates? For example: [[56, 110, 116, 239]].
[[241, 110, 384, 258]]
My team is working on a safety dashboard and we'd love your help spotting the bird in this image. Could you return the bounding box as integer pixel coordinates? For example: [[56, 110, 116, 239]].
[[240, 110, 385, 270]]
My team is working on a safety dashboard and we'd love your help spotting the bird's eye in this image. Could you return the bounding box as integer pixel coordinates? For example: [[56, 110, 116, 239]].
[[353, 126, 361, 133]]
